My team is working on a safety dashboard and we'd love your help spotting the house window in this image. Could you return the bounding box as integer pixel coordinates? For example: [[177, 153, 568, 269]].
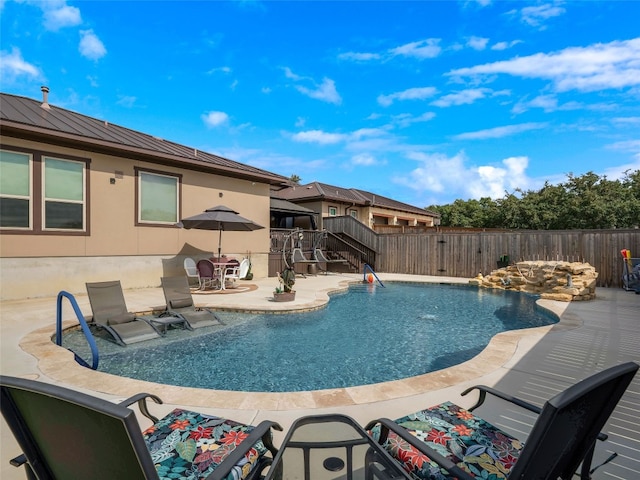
[[0, 150, 31, 229], [137, 170, 180, 224], [43, 157, 85, 230], [328, 206, 337, 216], [1, 147, 89, 233], [349, 209, 358, 219]]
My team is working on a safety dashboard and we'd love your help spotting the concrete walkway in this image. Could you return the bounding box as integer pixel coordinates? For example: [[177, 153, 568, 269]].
[[1, 272, 638, 478]]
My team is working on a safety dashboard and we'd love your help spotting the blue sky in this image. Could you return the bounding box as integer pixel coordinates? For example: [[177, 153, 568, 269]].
[[1, 1, 639, 208]]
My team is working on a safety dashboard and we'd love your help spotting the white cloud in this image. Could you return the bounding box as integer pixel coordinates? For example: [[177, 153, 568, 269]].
[[399, 151, 469, 193], [43, 3, 81, 30], [206, 66, 232, 75], [295, 77, 342, 105], [351, 153, 380, 166], [0, 47, 42, 83], [472, 156, 529, 198], [116, 95, 136, 108], [431, 88, 491, 107], [396, 151, 533, 200], [283, 66, 304, 81], [79, 29, 106, 60], [520, 3, 566, 28], [512, 94, 616, 114], [283, 68, 342, 104], [602, 141, 640, 175], [201, 111, 229, 128], [392, 112, 436, 128], [291, 127, 388, 146], [467, 36, 489, 51], [377, 87, 438, 107], [338, 51, 381, 61], [453, 122, 547, 140], [291, 130, 347, 145], [449, 38, 640, 93], [389, 38, 442, 59], [491, 40, 522, 51], [339, 38, 443, 64], [612, 117, 640, 125]]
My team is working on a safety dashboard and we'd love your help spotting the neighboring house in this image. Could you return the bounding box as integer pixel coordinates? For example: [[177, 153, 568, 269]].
[[0, 88, 289, 300], [273, 182, 439, 229]]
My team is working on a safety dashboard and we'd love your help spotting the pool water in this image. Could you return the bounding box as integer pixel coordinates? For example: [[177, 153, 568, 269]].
[[65, 283, 557, 392]]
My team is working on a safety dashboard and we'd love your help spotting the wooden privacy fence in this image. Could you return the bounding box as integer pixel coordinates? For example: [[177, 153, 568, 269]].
[[376, 229, 640, 288]]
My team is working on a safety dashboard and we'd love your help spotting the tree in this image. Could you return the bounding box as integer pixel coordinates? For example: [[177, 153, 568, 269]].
[[289, 174, 301, 185], [427, 170, 640, 230]]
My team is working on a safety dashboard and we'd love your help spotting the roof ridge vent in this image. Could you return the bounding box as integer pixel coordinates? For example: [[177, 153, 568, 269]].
[[40, 86, 51, 110]]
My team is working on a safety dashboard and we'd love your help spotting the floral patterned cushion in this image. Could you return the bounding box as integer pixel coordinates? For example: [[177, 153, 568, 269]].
[[372, 401, 523, 480], [142, 408, 267, 480]]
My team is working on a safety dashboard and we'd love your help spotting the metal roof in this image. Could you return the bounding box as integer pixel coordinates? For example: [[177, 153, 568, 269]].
[[274, 181, 440, 217], [0, 91, 289, 185], [270, 197, 316, 215]]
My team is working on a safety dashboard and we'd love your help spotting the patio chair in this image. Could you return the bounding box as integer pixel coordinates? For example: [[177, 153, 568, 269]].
[[197, 259, 222, 290], [183, 257, 202, 288], [85, 280, 162, 346], [161, 276, 222, 329], [366, 361, 639, 480], [223, 259, 247, 288], [1, 375, 282, 480]]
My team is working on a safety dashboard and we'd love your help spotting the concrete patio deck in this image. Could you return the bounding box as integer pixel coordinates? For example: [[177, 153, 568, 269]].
[[1, 272, 638, 479]]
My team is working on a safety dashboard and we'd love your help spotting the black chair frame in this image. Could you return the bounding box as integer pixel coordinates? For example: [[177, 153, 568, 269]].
[[1, 375, 281, 480], [366, 362, 638, 480]]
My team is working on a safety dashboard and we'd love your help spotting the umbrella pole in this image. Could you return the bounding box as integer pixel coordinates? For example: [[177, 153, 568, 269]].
[[218, 228, 222, 258]]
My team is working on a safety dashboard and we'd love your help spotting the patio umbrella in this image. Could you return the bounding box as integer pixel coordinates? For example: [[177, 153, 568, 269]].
[[178, 205, 264, 258]]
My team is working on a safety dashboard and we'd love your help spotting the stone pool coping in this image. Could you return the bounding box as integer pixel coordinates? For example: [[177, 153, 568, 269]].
[[18, 275, 573, 411]]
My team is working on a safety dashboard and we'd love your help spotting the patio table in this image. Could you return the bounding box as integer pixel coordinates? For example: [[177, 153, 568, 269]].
[[264, 414, 411, 480], [210, 261, 239, 290]]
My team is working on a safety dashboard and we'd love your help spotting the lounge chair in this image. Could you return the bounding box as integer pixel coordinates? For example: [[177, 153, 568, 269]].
[[1, 375, 282, 480], [86, 280, 162, 346], [366, 361, 638, 480], [291, 247, 317, 265], [313, 248, 347, 274], [161, 276, 223, 329]]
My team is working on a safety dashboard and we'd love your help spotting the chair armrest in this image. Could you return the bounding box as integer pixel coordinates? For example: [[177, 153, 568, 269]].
[[10, 454, 37, 480], [366, 418, 475, 480], [10, 454, 27, 467], [461, 386, 608, 442], [118, 393, 163, 423], [205, 421, 283, 480], [461, 385, 542, 414]]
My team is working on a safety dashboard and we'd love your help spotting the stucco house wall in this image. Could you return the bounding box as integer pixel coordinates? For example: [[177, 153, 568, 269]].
[[0, 91, 287, 300], [0, 137, 272, 300]]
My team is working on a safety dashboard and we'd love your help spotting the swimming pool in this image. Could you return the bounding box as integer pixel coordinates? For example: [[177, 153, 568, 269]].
[[65, 283, 557, 392]]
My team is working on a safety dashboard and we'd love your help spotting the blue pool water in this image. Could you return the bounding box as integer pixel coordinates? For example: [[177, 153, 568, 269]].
[[66, 283, 557, 392]]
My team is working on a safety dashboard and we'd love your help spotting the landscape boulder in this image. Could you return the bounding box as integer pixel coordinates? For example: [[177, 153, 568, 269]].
[[469, 261, 598, 301]]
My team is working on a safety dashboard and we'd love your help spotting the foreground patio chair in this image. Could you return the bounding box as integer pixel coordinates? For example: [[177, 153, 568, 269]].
[[86, 280, 162, 346], [1, 375, 282, 480], [161, 276, 222, 329], [366, 361, 638, 480]]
